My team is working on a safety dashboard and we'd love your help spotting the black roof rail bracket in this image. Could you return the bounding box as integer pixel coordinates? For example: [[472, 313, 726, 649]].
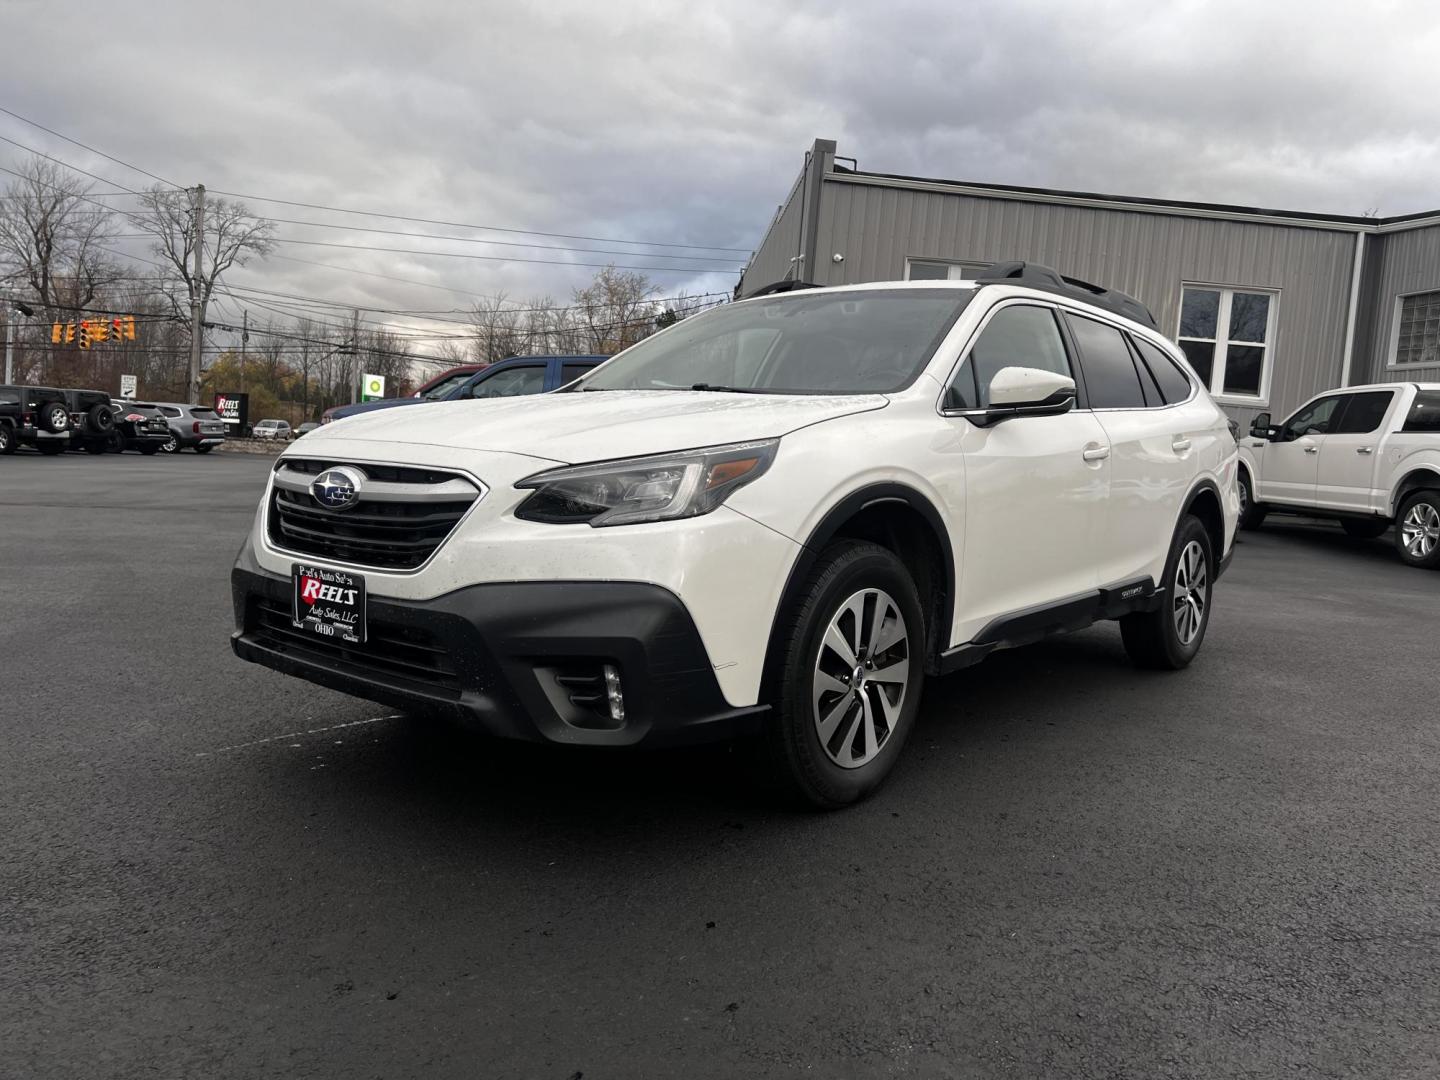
[[746, 279, 819, 299], [976, 260, 1158, 329]]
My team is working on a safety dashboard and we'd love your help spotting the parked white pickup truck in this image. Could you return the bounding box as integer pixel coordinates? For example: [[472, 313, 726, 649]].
[[1238, 382, 1440, 568]]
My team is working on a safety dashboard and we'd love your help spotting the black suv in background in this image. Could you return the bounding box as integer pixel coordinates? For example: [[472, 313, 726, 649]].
[[0, 383, 72, 455], [60, 388, 120, 455], [109, 401, 173, 454]]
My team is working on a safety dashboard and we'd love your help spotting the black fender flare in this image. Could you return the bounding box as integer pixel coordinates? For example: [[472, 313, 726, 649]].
[[1179, 476, 1228, 573], [763, 482, 957, 683]]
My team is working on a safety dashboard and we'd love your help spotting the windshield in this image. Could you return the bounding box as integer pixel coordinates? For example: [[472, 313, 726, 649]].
[[420, 371, 473, 399], [579, 288, 972, 395]]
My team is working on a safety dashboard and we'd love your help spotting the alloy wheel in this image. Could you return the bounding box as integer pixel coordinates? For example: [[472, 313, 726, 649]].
[[1172, 540, 1208, 646], [1402, 501, 1440, 559], [1237, 478, 1249, 519], [812, 588, 910, 769]]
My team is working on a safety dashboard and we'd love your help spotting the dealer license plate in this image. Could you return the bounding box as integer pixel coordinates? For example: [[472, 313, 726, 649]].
[[291, 563, 366, 644]]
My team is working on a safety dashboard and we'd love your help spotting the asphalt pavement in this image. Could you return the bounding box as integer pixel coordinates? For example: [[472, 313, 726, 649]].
[[3, 449, 1437, 1079]]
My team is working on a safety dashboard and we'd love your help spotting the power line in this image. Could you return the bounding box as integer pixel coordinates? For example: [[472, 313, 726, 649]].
[[0, 132, 145, 194], [0, 106, 180, 187], [208, 188, 752, 254]]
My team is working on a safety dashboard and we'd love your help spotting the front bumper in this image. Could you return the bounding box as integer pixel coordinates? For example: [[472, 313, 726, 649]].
[[230, 559, 768, 747]]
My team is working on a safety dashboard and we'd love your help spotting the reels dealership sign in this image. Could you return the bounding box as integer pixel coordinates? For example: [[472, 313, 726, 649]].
[[214, 393, 250, 432]]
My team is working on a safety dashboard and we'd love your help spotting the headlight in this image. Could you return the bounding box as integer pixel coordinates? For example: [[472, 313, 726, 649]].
[[515, 439, 779, 527]]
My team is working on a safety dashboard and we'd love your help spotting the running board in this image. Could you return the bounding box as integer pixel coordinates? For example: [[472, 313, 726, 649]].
[[937, 577, 1158, 674]]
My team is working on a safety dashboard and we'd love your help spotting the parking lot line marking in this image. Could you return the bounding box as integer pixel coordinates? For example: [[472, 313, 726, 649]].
[[199, 714, 402, 756]]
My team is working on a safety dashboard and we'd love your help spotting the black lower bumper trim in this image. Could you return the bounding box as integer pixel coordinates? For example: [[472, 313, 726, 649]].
[[230, 554, 766, 747]]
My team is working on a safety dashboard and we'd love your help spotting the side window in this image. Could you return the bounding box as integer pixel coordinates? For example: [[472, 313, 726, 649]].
[[1131, 337, 1193, 404], [468, 366, 546, 399], [1332, 391, 1394, 435], [946, 304, 1070, 410], [160, 406, 181, 417], [1281, 396, 1341, 440], [0, 388, 19, 404], [1066, 314, 1146, 409], [560, 363, 594, 385], [1403, 391, 1440, 432]]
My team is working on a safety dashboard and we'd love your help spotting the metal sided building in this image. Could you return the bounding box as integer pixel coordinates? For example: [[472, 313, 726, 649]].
[[741, 138, 1440, 424]]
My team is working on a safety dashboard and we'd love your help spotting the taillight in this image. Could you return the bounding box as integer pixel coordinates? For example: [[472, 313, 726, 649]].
[[22, 411, 32, 424], [192, 421, 201, 433]]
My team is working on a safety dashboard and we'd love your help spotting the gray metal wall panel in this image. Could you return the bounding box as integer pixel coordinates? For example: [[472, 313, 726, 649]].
[[1358, 223, 1440, 384], [739, 170, 805, 295], [813, 177, 1358, 421]]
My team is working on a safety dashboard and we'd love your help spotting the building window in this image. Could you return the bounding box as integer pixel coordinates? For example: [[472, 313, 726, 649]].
[[906, 258, 989, 281], [1176, 285, 1276, 402], [1393, 291, 1440, 366]]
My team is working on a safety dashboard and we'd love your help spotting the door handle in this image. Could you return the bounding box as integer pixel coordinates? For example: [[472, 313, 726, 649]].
[[1356, 447, 1374, 455], [1082, 445, 1111, 462], [1303, 446, 1318, 455], [1172, 437, 1192, 452]]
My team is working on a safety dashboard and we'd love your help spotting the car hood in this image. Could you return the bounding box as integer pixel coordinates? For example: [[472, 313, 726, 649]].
[[299, 390, 888, 464]]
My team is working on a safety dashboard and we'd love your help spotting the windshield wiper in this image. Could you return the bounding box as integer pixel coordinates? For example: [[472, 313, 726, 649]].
[[688, 383, 767, 394]]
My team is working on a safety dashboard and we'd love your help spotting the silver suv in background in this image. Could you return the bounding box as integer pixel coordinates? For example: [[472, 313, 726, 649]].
[[149, 403, 227, 454]]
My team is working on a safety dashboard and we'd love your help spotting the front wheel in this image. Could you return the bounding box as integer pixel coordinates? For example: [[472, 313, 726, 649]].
[[1395, 491, 1440, 569], [763, 541, 925, 809], [0, 424, 15, 455], [1237, 470, 1266, 530], [1120, 515, 1214, 670]]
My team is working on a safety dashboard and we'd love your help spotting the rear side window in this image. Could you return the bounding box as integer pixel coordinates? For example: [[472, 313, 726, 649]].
[[190, 408, 219, 419], [947, 304, 1071, 410], [1067, 314, 1146, 409], [560, 362, 595, 385], [1332, 391, 1394, 435], [1402, 391, 1440, 433], [1131, 337, 1193, 404], [0, 388, 18, 404], [160, 406, 181, 417]]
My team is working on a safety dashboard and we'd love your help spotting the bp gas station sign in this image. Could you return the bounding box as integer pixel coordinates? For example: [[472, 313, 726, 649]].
[[361, 374, 386, 402]]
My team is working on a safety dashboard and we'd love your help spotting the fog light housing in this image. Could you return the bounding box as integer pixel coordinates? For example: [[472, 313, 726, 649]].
[[603, 664, 625, 723]]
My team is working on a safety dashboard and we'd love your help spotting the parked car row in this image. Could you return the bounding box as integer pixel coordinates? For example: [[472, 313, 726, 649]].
[[0, 384, 228, 456]]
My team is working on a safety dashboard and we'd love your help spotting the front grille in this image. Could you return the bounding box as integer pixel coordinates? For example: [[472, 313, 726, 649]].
[[248, 597, 463, 696], [267, 460, 482, 570]]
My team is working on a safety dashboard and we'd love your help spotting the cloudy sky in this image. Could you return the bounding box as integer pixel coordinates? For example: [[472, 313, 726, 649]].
[[4, 0, 1438, 345]]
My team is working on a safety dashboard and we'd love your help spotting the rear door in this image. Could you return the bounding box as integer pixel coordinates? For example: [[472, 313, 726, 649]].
[[1262, 395, 1344, 506], [1315, 390, 1399, 512], [1065, 313, 1197, 588], [557, 360, 598, 388]]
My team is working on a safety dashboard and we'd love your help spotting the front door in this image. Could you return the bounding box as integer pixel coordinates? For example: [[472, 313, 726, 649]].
[[1260, 394, 1344, 507], [944, 302, 1109, 641], [1315, 390, 1397, 512]]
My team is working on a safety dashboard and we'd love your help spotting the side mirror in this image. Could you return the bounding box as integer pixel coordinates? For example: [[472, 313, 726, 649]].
[[1249, 412, 1274, 440], [975, 366, 1076, 426]]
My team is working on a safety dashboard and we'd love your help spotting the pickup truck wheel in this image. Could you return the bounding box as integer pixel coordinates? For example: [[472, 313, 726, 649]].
[[158, 433, 179, 454], [0, 424, 15, 455], [1237, 470, 1266, 530], [762, 540, 925, 809], [1341, 518, 1389, 540], [1395, 491, 1440, 569], [1120, 515, 1213, 670]]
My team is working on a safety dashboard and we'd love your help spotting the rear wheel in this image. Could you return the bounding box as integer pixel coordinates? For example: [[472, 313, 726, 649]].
[[0, 424, 14, 455], [762, 541, 925, 809], [1341, 518, 1388, 540], [1395, 491, 1440, 569], [1237, 470, 1266, 530], [1120, 515, 1214, 670], [159, 433, 180, 454]]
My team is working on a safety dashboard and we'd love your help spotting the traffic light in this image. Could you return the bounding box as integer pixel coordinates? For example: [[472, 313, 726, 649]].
[[65, 323, 74, 345], [78, 320, 91, 350], [51, 322, 62, 344]]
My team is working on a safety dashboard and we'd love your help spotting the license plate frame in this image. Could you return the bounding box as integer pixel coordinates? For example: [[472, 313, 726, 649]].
[[291, 563, 367, 644]]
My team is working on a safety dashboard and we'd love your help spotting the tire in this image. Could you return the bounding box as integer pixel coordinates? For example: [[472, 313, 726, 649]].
[[158, 433, 180, 454], [761, 541, 926, 809], [194, 444, 213, 454], [0, 424, 15, 455], [1341, 518, 1388, 540], [39, 401, 69, 434], [36, 439, 66, 456], [1237, 469, 1266, 530], [1120, 515, 1214, 670], [138, 444, 159, 456], [1394, 490, 1440, 569], [86, 404, 115, 434]]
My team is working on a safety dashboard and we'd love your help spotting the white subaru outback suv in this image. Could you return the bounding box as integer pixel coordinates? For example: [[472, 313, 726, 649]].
[[231, 262, 1238, 807]]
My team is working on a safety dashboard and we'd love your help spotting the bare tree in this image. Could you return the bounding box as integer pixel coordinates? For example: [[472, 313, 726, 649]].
[[468, 294, 525, 363], [0, 156, 125, 319], [571, 265, 658, 353]]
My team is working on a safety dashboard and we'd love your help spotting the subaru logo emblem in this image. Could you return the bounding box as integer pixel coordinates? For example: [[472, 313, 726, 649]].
[[310, 466, 364, 510]]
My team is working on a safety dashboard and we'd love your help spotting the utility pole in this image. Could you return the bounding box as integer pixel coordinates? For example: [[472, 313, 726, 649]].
[[240, 308, 247, 394], [350, 308, 361, 404], [187, 183, 206, 404], [3, 313, 13, 384]]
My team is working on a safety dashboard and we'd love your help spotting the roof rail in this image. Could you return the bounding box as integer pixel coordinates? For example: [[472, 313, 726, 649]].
[[746, 279, 819, 299], [975, 261, 1158, 329]]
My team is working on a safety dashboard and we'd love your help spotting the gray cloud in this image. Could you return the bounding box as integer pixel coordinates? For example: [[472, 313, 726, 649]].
[[4, 0, 1439, 340]]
